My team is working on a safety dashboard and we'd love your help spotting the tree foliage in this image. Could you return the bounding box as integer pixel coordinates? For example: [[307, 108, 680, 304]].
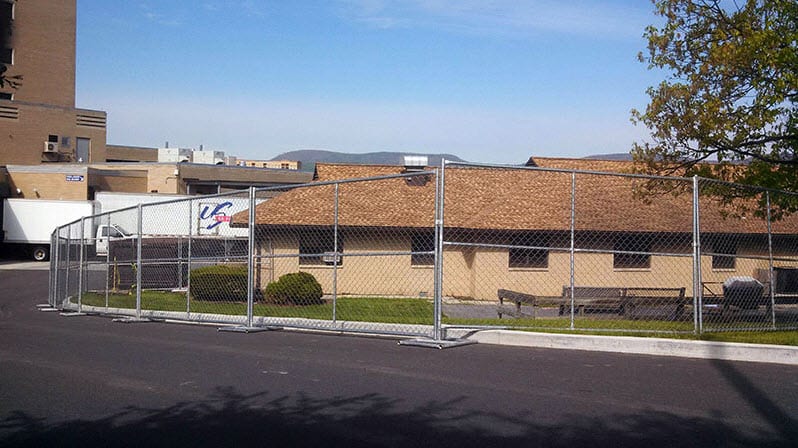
[[632, 0, 798, 193]]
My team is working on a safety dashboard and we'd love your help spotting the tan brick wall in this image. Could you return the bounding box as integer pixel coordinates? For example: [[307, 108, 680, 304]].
[[258, 228, 785, 301], [0, 0, 108, 166], [0, 103, 106, 164], [106, 145, 158, 162], [89, 164, 182, 194], [90, 172, 148, 194], [8, 170, 87, 200], [1, 0, 76, 107], [240, 159, 302, 170]]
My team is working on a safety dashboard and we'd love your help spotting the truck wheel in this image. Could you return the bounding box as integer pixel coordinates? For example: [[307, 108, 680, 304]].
[[32, 246, 50, 262]]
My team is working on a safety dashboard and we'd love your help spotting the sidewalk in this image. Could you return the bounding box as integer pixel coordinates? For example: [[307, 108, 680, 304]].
[[445, 328, 798, 365]]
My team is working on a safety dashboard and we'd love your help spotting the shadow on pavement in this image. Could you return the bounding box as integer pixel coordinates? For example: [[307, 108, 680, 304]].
[[710, 348, 798, 443], [1, 387, 793, 448]]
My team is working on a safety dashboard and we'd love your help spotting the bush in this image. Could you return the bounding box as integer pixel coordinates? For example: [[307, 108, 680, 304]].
[[263, 272, 324, 305], [190, 265, 248, 302]]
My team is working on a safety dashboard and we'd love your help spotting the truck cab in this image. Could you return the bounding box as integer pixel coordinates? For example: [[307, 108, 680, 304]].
[[95, 224, 131, 256]]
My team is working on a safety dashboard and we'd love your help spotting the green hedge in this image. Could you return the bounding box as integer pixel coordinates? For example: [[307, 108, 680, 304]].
[[263, 272, 324, 305], [190, 265, 248, 302]]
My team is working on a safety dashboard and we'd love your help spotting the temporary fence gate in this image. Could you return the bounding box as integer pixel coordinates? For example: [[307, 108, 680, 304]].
[[50, 162, 798, 339]]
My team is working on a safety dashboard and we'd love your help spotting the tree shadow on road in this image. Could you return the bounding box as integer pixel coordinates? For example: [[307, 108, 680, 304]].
[[709, 345, 798, 444], [1, 386, 793, 448]]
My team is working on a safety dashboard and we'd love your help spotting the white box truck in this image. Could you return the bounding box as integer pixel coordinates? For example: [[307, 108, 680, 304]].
[[1, 198, 98, 261], [1, 192, 264, 261]]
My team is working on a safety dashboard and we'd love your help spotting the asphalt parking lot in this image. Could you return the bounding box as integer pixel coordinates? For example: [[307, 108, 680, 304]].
[[1, 266, 797, 447]]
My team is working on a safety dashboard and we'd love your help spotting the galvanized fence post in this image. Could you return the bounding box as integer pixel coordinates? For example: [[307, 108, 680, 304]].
[[65, 225, 71, 304], [136, 203, 143, 320], [332, 182, 339, 323], [246, 186, 256, 328], [692, 176, 703, 334], [187, 198, 193, 316], [569, 172, 576, 330], [48, 231, 55, 307], [77, 218, 85, 314], [433, 162, 445, 340], [766, 191, 776, 329], [105, 213, 111, 309]]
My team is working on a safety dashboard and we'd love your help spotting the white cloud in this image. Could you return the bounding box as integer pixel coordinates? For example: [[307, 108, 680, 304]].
[[338, 0, 648, 39]]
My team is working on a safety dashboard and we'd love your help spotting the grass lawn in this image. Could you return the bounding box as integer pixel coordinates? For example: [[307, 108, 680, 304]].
[[78, 291, 797, 346], [79, 291, 434, 325]]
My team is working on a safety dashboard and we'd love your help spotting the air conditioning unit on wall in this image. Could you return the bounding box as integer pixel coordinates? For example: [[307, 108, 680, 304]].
[[43, 141, 58, 153]]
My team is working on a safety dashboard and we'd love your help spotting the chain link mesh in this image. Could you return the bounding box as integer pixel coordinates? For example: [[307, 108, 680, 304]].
[[50, 164, 798, 336]]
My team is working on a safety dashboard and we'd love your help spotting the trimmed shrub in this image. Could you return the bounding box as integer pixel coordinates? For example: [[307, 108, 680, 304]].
[[263, 272, 324, 305], [190, 265, 248, 302]]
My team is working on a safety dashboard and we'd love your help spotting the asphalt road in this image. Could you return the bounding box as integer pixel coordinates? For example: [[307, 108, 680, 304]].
[[1, 267, 797, 447]]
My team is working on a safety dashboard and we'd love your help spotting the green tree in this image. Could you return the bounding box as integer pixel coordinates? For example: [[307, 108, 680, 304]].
[[632, 0, 798, 193]]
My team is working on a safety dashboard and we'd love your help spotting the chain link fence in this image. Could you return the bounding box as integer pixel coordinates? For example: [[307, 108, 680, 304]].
[[440, 162, 798, 334], [50, 162, 798, 337]]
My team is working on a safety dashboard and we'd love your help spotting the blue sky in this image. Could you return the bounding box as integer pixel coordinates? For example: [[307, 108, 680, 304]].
[[76, 1, 663, 164]]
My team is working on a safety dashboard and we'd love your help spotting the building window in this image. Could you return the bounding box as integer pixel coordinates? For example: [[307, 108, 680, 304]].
[[0, 92, 11, 100], [48, 134, 59, 143], [509, 247, 548, 269], [411, 232, 435, 266], [299, 230, 342, 266], [0, 48, 11, 65], [281, 163, 289, 169], [613, 235, 651, 269], [0, 2, 12, 22], [508, 234, 549, 269], [712, 239, 736, 270]]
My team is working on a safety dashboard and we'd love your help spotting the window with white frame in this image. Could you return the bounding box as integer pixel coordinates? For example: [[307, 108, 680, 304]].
[[711, 238, 736, 270], [299, 230, 342, 266], [613, 234, 652, 269]]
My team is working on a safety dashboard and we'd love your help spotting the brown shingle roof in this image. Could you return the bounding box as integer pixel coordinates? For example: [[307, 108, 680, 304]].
[[235, 159, 798, 235]]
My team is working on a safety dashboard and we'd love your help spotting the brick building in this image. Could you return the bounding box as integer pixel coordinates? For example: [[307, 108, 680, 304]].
[[0, 0, 107, 165]]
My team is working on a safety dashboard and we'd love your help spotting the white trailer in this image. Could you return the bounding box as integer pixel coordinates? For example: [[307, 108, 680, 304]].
[[1, 198, 98, 261], [94, 192, 255, 239]]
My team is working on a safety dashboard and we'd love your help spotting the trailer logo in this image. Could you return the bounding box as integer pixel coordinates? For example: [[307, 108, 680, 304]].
[[199, 202, 234, 230]]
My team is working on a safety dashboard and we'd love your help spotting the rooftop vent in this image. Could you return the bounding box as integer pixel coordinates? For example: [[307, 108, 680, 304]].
[[403, 155, 428, 171], [402, 155, 431, 186]]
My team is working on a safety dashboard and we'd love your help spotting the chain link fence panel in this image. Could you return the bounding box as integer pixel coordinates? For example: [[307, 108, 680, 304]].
[[49, 164, 798, 337], [252, 174, 437, 337], [698, 179, 798, 332]]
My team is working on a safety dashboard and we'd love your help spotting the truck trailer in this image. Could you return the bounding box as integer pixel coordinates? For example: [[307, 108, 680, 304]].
[[1, 199, 98, 261]]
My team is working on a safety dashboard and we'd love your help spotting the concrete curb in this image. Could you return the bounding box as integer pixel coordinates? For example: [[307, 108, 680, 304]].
[[452, 329, 798, 365]]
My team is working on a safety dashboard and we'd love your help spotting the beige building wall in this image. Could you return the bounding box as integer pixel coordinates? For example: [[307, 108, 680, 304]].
[[90, 171, 148, 194], [89, 164, 182, 194], [256, 228, 785, 302], [240, 159, 302, 170], [7, 167, 88, 200], [105, 145, 158, 162]]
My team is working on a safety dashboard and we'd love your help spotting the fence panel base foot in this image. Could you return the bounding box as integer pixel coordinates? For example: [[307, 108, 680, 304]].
[[112, 317, 161, 324], [218, 325, 282, 333], [60, 312, 88, 317], [398, 338, 477, 349]]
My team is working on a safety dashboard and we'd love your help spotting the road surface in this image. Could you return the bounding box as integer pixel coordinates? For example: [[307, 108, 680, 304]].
[[1, 267, 796, 447]]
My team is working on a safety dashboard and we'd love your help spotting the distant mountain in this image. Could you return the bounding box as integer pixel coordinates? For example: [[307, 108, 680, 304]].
[[271, 150, 466, 171], [583, 153, 633, 161]]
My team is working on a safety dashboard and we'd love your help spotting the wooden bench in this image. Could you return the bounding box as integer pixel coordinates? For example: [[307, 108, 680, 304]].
[[558, 286, 687, 319], [496, 289, 538, 319]]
